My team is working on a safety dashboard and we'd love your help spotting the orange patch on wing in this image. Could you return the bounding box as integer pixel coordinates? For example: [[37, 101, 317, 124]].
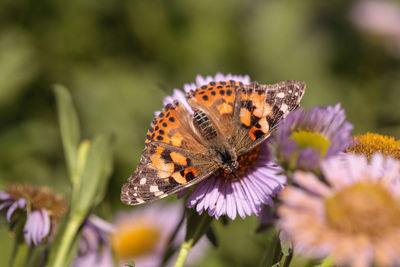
[[217, 102, 233, 115], [172, 172, 187, 184], [262, 104, 273, 117], [240, 108, 251, 127], [185, 167, 198, 177], [248, 126, 267, 141], [252, 93, 265, 117], [146, 105, 183, 145], [150, 158, 174, 178], [241, 92, 251, 101], [224, 93, 235, 103], [249, 128, 257, 141], [171, 133, 183, 147], [193, 90, 213, 106], [258, 117, 270, 133], [153, 146, 163, 157], [170, 152, 187, 166]]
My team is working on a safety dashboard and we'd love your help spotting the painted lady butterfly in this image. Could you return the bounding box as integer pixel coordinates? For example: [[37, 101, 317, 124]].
[[121, 80, 305, 205]]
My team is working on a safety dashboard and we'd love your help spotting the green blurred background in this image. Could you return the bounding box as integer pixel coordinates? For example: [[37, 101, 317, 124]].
[[1, 0, 400, 266]]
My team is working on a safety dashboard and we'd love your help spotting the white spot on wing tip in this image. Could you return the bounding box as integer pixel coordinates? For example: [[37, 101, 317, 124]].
[[149, 185, 159, 192], [280, 103, 289, 113], [136, 198, 145, 204], [277, 92, 285, 98]]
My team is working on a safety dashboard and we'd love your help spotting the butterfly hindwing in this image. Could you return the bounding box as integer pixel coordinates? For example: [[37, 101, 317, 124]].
[[121, 142, 216, 205]]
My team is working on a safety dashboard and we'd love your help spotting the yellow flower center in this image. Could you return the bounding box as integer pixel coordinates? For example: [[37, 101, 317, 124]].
[[346, 132, 400, 159], [111, 222, 161, 260], [291, 130, 330, 157], [325, 182, 400, 238]]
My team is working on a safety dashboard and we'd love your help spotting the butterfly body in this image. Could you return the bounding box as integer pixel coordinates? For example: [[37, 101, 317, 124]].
[[121, 80, 305, 205]]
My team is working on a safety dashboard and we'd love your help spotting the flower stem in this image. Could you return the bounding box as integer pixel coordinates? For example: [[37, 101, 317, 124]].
[[51, 214, 82, 267], [9, 217, 29, 267], [173, 240, 193, 267], [173, 211, 212, 267], [9, 240, 29, 267]]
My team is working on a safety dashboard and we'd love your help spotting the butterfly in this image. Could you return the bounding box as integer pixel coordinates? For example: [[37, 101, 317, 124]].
[[121, 80, 305, 205]]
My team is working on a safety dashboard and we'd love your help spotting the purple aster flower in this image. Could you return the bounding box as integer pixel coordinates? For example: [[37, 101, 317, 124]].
[[78, 215, 115, 255], [271, 103, 353, 170], [0, 184, 67, 246], [72, 215, 115, 267], [186, 141, 286, 220]]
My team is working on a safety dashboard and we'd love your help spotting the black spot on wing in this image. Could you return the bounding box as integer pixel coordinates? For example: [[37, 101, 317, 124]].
[[185, 171, 195, 181]]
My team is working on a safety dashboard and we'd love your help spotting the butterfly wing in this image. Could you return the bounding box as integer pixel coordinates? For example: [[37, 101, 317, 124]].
[[121, 101, 218, 205], [185, 80, 305, 154], [233, 80, 306, 154]]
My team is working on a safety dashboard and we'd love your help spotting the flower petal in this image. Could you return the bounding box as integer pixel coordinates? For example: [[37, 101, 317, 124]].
[[24, 209, 51, 246], [0, 191, 12, 201], [0, 200, 13, 211], [7, 198, 26, 222]]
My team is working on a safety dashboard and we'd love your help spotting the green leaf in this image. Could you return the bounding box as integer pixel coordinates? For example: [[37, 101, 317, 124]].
[[54, 85, 81, 186], [26, 244, 49, 267], [49, 86, 114, 267], [93, 135, 114, 206], [279, 232, 292, 257], [259, 228, 282, 267], [64, 229, 83, 266], [71, 133, 113, 215], [315, 256, 334, 267], [44, 208, 70, 266], [185, 209, 213, 246]]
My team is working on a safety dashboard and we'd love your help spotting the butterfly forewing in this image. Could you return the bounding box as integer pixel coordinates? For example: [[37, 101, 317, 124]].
[[233, 80, 305, 154]]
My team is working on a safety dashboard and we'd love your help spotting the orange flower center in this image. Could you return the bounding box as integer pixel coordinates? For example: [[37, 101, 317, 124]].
[[346, 132, 400, 159], [111, 222, 161, 260], [325, 182, 400, 238]]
